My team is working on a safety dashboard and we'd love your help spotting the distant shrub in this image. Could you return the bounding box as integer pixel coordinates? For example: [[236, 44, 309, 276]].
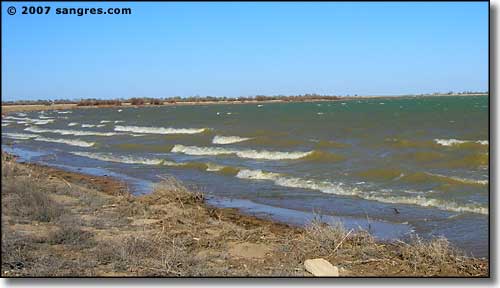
[[130, 98, 145, 105], [149, 99, 163, 105]]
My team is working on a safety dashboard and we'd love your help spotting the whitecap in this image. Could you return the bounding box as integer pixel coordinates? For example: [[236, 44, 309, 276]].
[[114, 125, 206, 135], [3, 132, 39, 140], [235, 168, 488, 215], [212, 135, 251, 145], [70, 151, 165, 165], [25, 126, 117, 136], [34, 136, 95, 147], [171, 145, 312, 160], [434, 139, 488, 146]]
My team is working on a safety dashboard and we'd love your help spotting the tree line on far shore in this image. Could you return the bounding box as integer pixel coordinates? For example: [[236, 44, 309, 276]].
[[2, 94, 342, 106], [1, 91, 488, 106]]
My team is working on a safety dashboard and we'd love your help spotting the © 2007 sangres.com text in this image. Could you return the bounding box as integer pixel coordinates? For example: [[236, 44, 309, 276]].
[[20, 6, 132, 16]]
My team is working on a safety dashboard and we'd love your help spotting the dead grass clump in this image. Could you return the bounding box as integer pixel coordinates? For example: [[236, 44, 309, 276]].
[[3, 176, 65, 223], [1, 229, 32, 274], [301, 220, 350, 257], [48, 217, 94, 247], [1, 155, 21, 178], [95, 233, 199, 276], [397, 235, 470, 275], [142, 177, 204, 207]]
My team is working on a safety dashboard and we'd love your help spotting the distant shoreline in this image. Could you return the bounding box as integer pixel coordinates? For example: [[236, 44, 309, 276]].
[[1, 93, 488, 114]]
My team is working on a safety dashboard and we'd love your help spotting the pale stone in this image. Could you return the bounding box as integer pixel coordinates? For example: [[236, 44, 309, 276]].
[[304, 258, 339, 277]]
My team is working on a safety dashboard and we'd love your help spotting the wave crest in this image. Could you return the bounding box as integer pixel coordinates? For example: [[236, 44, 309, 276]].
[[70, 151, 165, 165], [24, 126, 117, 136], [114, 125, 207, 135], [212, 135, 251, 145], [236, 169, 488, 215], [34, 136, 95, 147], [435, 138, 488, 147], [3, 133, 39, 140], [171, 144, 313, 160]]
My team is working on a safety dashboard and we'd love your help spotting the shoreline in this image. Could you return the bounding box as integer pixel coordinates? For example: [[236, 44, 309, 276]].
[[1, 93, 488, 114], [1, 152, 489, 276]]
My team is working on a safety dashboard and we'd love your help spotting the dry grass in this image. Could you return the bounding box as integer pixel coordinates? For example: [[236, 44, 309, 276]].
[[1, 153, 488, 277]]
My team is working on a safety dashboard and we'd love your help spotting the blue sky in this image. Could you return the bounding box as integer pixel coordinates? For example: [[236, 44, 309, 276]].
[[2, 2, 488, 101]]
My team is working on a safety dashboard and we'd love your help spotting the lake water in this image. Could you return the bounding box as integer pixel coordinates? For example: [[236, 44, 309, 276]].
[[1, 95, 489, 257]]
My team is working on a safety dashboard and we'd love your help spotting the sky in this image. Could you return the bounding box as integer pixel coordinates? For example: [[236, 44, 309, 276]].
[[1, 2, 488, 101]]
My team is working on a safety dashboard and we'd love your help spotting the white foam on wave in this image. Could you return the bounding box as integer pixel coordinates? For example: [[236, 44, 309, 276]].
[[1, 123, 9, 127], [435, 139, 488, 146], [235, 168, 488, 215], [34, 136, 95, 147], [114, 120, 124, 124], [426, 172, 488, 185], [68, 122, 79, 126], [171, 144, 312, 160], [4, 116, 33, 121], [70, 151, 167, 165], [100, 120, 111, 123], [212, 135, 251, 145], [24, 126, 117, 136], [57, 111, 72, 114], [114, 125, 207, 135], [32, 119, 55, 125], [4, 116, 54, 125], [81, 124, 96, 128], [363, 194, 488, 215], [38, 116, 53, 119], [236, 169, 359, 196], [3, 132, 39, 140], [205, 163, 226, 172]]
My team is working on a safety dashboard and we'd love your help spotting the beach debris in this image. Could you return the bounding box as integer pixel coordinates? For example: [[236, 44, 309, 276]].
[[304, 258, 339, 277]]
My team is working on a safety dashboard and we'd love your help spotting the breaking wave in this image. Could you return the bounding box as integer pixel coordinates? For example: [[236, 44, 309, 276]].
[[3, 133, 38, 140], [70, 151, 166, 165], [212, 135, 251, 145], [363, 194, 488, 215], [3, 132, 94, 147], [435, 139, 489, 147], [171, 144, 313, 160], [32, 119, 55, 125], [401, 172, 488, 186], [34, 136, 95, 147], [24, 126, 117, 136], [235, 169, 488, 215], [236, 169, 359, 196], [114, 125, 207, 135]]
